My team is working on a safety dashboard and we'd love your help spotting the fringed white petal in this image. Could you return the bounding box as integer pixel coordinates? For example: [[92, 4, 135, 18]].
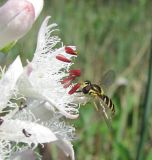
[[0, 140, 12, 160], [17, 72, 79, 119], [30, 17, 81, 118], [17, 68, 46, 100], [0, 56, 23, 111], [14, 108, 75, 142], [0, 119, 57, 144], [24, 100, 55, 122], [45, 95, 79, 119], [17, 59, 80, 119], [16, 17, 82, 119], [34, 16, 60, 60]]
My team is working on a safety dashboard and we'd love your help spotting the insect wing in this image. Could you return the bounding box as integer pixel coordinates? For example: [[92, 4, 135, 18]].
[[94, 97, 113, 131], [101, 70, 115, 89]]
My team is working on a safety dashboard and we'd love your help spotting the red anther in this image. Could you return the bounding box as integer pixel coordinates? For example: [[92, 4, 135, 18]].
[[56, 54, 71, 63], [65, 46, 77, 55], [69, 69, 81, 77], [61, 76, 75, 84], [68, 83, 81, 95]]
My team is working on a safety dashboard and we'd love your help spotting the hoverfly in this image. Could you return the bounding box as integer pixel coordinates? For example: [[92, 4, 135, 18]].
[[79, 70, 116, 130]]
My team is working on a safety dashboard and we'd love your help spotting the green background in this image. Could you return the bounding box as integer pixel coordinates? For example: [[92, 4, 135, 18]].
[[1, 0, 152, 160]]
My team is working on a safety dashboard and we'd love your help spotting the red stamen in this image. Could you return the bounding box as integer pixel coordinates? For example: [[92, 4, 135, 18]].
[[65, 46, 77, 55], [69, 69, 81, 77], [56, 54, 71, 63], [61, 76, 75, 84], [68, 83, 81, 95]]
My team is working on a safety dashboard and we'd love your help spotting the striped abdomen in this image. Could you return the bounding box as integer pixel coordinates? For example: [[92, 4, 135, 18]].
[[100, 94, 115, 115]]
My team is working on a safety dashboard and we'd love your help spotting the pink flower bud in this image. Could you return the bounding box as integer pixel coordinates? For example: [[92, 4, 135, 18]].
[[0, 0, 44, 49]]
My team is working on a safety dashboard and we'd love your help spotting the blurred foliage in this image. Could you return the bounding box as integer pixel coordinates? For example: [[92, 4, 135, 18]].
[[1, 0, 152, 160]]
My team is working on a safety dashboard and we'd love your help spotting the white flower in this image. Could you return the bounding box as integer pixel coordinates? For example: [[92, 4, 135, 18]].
[[21, 100, 76, 160], [17, 16, 86, 119], [0, 58, 54, 159], [0, 57, 76, 160], [0, 104, 75, 159], [0, 0, 44, 49]]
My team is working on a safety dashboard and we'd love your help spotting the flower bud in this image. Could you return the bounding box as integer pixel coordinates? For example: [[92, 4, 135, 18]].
[[0, 0, 44, 49]]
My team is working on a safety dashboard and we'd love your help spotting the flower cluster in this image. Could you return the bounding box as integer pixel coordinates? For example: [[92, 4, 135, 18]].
[[0, 15, 86, 160]]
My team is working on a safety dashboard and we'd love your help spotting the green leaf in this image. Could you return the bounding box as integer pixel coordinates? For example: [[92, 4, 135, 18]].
[[115, 142, 132, 160], [146, 151, 152, 160], [0, 41, 17, 54]]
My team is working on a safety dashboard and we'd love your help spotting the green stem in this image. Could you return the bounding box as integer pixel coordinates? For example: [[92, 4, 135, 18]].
[[136, 36, 152, 160]]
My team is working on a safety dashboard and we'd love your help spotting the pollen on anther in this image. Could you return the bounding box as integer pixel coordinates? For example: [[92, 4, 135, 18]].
[[56, 54, 71, 63], [65, 46, 77, 55], [68, 83, 81, 95]]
